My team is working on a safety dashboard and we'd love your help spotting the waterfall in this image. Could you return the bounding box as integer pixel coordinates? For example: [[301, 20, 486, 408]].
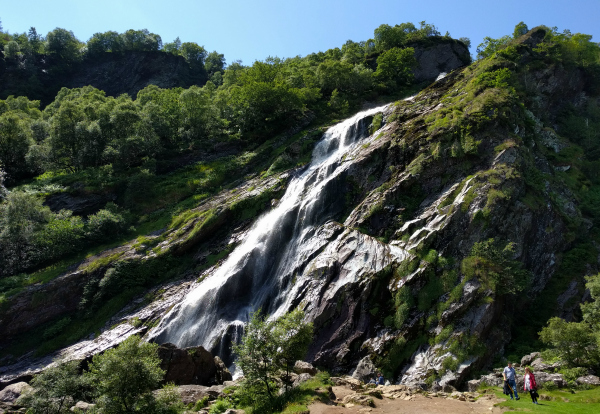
[[150, 104, 389, 364]]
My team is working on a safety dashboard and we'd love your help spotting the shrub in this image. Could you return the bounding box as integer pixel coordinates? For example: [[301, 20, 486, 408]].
[[86, 202, 127, 242], [233, 309, 313, 410], [87, 335, 165, 413]]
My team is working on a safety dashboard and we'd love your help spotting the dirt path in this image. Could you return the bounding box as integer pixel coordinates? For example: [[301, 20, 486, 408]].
[[309, 385, 505, 414]]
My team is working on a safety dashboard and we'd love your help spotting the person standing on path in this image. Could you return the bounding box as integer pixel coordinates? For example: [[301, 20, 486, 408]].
[[503, 362, 520, 400], [523, 367, 538, 404]]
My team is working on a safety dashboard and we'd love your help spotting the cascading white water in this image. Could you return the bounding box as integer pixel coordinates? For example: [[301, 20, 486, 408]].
[[151, 105, 389, 362]]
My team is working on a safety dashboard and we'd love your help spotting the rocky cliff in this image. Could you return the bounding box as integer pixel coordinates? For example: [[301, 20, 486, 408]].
[[1, 28, 598, 390], [0, 51, 207, 105]]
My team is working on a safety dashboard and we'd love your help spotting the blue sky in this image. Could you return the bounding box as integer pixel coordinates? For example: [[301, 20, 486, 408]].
[[1, 0, 599, 65]]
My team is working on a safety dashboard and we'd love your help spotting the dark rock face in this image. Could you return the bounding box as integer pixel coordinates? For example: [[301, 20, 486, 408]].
[[66, 52, 206, 99], [0, 51, 206, 105], [411, 40, 471, 82], [0, 270, 89, 341], [44, 192, 115, 216], [157, 343, 217, 386], [214, 356, 233, 384]]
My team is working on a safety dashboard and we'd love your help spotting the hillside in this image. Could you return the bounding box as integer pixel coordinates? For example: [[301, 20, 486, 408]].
[[1, 21, 600, 402]]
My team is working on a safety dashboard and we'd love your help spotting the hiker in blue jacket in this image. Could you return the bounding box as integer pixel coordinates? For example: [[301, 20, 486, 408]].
[[377, 373, 385, 385], [503, 362, 520, 400]]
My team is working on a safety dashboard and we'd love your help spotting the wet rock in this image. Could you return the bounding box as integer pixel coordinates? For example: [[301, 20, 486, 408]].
[[223, 409, 246, 414], [44, 192, 114, 216], [214, 356, 232, 384], [294, 361, 317, 376], [352, 356, 377, 383], [576, 375, 600, 386], [70, 401, 96, 412], [158, 343, 216, 385], [0, 382, 32, 403]]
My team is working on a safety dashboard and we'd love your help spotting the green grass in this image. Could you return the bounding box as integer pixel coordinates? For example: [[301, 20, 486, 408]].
[[488, 386, 600, 413]]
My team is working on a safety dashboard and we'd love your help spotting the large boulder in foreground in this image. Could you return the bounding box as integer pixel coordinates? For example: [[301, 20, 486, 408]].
[[157, 343, 216, 385], [352, 356, 377, 383], [0, 381, 33, 403]]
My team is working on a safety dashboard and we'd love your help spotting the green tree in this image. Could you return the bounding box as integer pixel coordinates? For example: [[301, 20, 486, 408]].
[[461, 238, 530, 295], [271, 309, 314, 392], [374, 47, 416, 90], [233, 309, 313, 405], [3, 40, 20, 60], [20, 360, 92, 414], [46, 28, 81, 62], [539, 317, 599, 367], [513, 21, 529, 38], [179, 42, 207, 65], [0, 192, 50, 275], [205, 51, 225, 77], [28, 27, 42, 54], [88, 335, 165, 413], [163, 36, 181, 55], [0, 111, 34, 181], [476, 35, 512, 59], [87, 31, 124, 55]]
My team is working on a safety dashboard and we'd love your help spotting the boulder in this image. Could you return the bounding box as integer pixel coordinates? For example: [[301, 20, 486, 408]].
[[531, 357, 563, 373], [293, 373, 313, 388], [330, 376, 362, 390], [158, 343, 216, 385], [205, 385, 226, 400], [479, 373, 503, 387], [0, 382, 33, 403], [352, 356, 377, 383], [214, 356, 233, 383], [536, 372, 566, 388], [341, 393, 375, 407], [176, 385, 210, 405], [70, 401, 96, 412], [521, 352, 540, 367], [223, 410, 246, 414], [294, 360, 317, 376], [467, 379, 481, 392], [576, 375, 600, 386]]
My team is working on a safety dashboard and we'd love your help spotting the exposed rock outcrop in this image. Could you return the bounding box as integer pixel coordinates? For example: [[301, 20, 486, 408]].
[[411, 39, 471, 82], [0, 382, 32, 403], [294, 361, 317, 376], [157, 343, 217, 386]]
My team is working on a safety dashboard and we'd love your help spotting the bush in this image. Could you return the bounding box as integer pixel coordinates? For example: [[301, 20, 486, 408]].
[[233, 309, 313, 411], [87, 335, 166, 413], [19, 360, 93, 414], [86, 202, 128, 242]]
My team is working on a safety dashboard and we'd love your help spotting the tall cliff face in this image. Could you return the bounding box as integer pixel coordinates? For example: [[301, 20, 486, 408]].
[[0, 40, 468, 106], [1, 29, 598, 389], [0, 51, 207, 105]]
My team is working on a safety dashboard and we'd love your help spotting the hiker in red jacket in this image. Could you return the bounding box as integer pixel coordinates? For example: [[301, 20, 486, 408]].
[[523, 367, 539, 405]]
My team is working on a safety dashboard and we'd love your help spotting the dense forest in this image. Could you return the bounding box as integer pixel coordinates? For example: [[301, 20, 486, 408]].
[[0, 21, 458, 277]]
